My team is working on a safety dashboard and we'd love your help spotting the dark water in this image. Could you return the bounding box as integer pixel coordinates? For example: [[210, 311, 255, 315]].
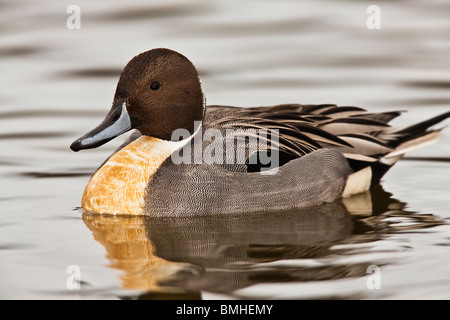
[[1, 0, 449, 299]]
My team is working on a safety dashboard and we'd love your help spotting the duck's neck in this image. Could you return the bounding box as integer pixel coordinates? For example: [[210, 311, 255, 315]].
[[81, 135, 184, 215]]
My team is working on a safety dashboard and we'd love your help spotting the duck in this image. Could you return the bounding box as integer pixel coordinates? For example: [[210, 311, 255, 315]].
[[70, 48, 450, 216]]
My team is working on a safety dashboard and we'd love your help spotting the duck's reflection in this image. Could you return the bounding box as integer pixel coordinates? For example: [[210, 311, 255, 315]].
[[82, 185, 442, 299], [82, 213, 202, 297]]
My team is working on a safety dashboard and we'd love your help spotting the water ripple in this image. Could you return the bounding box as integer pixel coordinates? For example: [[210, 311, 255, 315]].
[[403, 80, 450, 90], [0, 110, 106, 120], [0, 132, 72, 140], [54, 68, 121, 79], [19, 171, 92, 179], [0, 45, 45, 58]]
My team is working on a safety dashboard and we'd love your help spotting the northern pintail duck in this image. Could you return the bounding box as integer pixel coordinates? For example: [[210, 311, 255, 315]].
[[70, 48, 450, 216]]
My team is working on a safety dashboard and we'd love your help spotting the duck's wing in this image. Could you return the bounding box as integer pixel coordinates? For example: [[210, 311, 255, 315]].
[[205, 104, 449, 185], [204, 104, 391, 167], [204, 104, 354, 171]]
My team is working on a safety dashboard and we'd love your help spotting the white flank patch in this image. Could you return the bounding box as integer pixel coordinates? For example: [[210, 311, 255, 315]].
[[342, 166, 372, 198]]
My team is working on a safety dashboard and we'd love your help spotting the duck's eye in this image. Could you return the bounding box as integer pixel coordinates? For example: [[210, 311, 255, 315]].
[[150, 82, 160, 90]]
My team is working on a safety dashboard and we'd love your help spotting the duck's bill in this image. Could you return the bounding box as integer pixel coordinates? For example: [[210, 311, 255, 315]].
[[70, 101, 133, 152]]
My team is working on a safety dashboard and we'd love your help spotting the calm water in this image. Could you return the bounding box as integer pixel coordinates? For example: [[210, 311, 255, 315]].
[[1, 0, 450, 299]]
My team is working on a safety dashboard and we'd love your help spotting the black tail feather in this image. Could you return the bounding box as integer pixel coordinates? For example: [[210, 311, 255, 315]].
[[395, 111, 450, 141]]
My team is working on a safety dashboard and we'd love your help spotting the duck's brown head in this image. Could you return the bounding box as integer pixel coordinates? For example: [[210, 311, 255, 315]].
[[70, 48, 204, 151]]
